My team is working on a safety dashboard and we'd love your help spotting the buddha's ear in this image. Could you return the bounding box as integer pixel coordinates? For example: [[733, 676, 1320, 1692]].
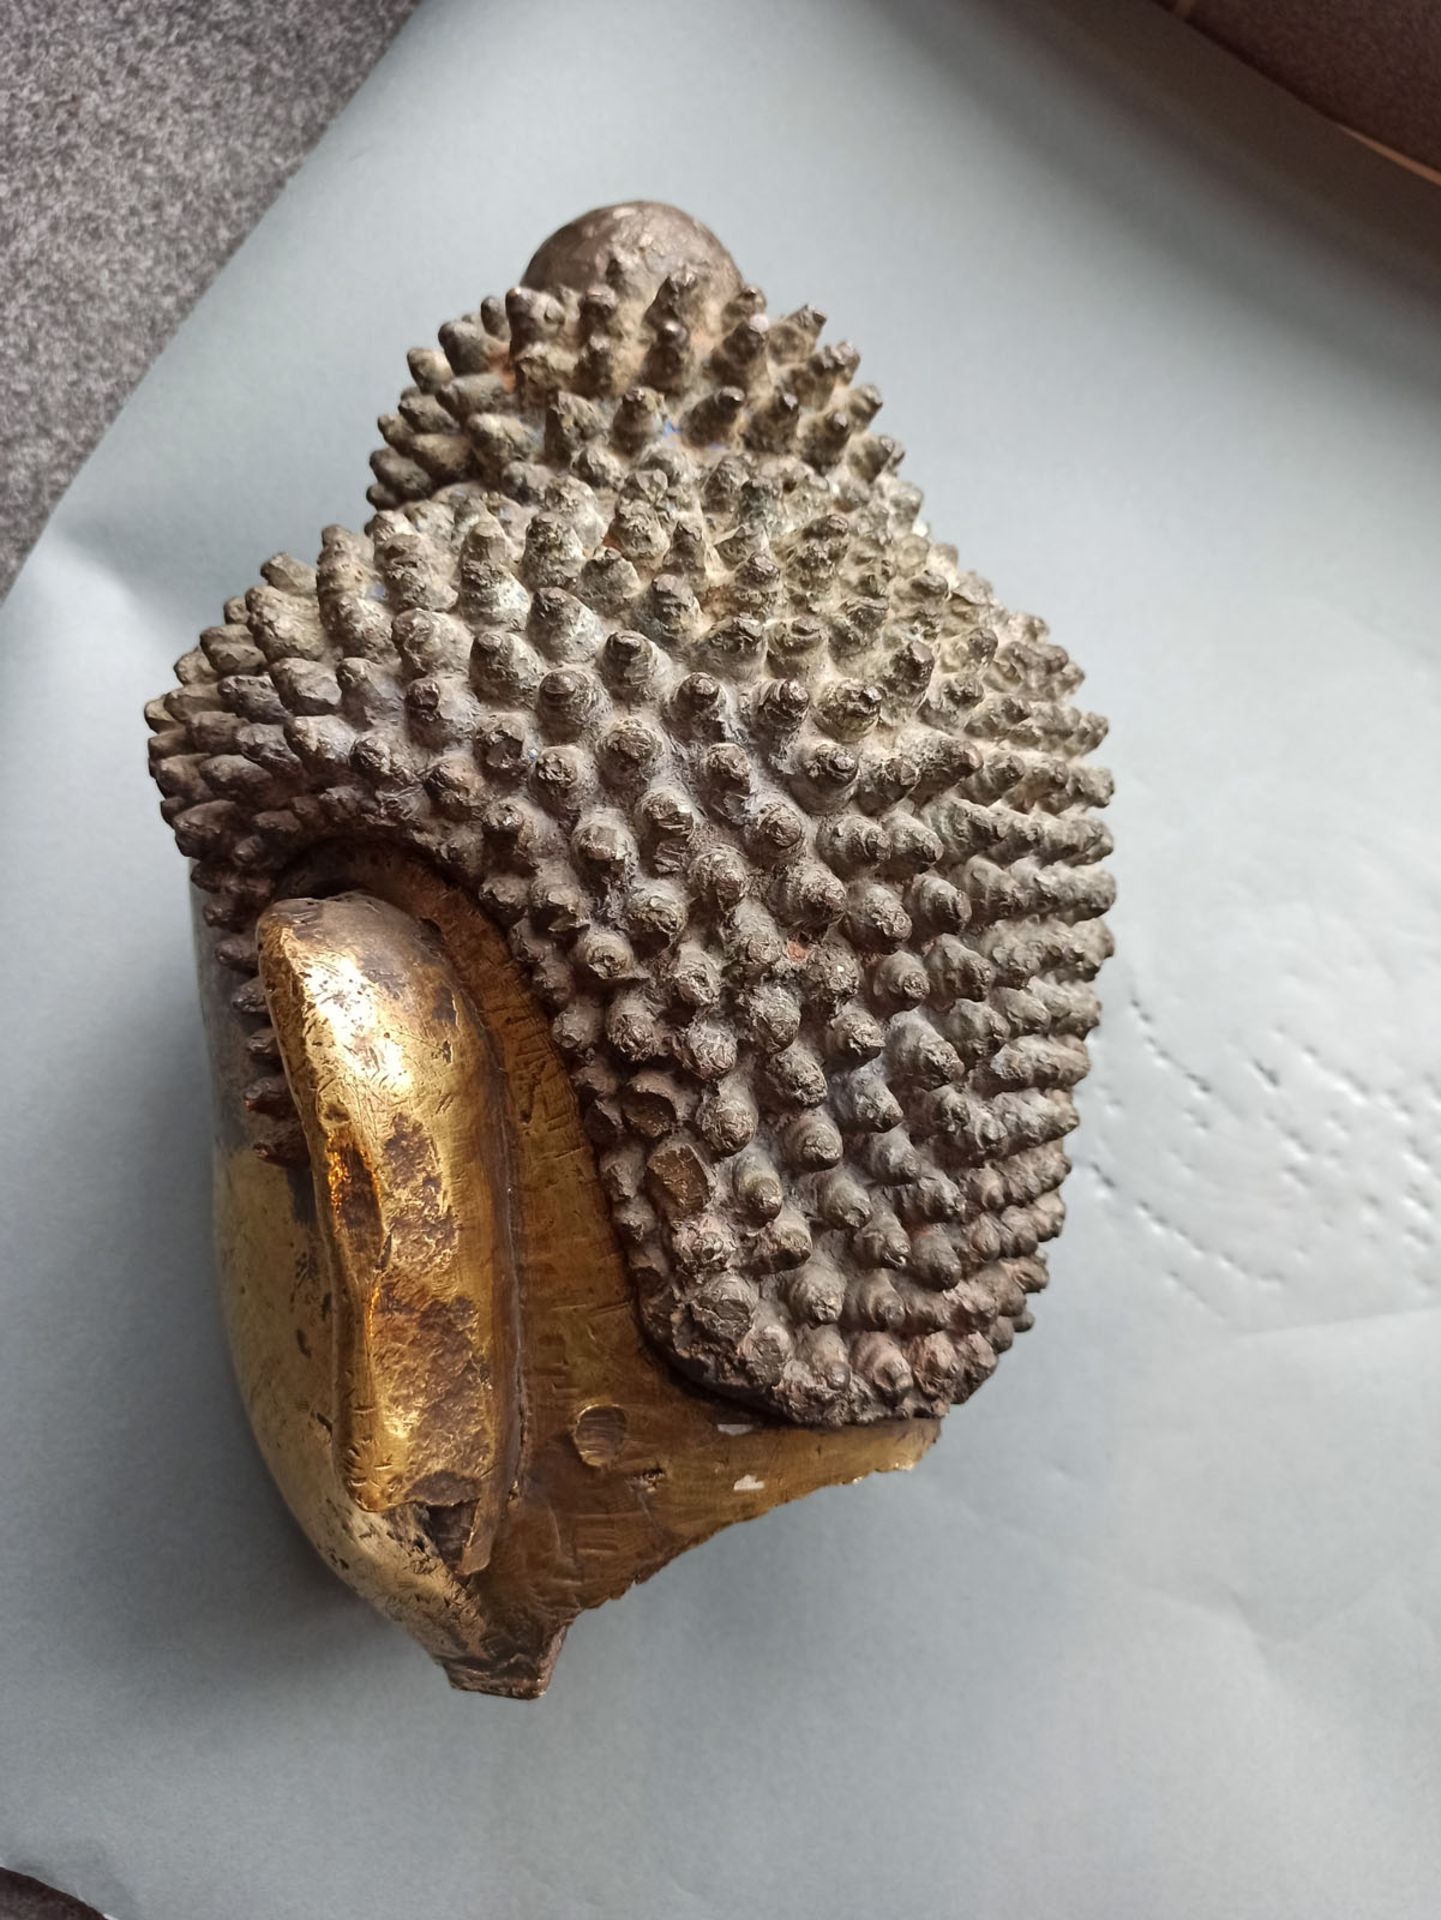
[[257, 891, 520, 1575]]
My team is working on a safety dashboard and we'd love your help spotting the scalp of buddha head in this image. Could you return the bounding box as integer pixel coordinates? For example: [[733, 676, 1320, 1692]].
[[146, 204, 1114, 1430]]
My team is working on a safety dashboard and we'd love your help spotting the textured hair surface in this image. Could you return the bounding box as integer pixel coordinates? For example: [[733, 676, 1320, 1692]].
[[147, 238, 1114, 1427]]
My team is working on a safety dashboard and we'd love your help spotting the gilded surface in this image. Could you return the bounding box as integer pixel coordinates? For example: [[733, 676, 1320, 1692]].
[[209, 850, 934, 1695]]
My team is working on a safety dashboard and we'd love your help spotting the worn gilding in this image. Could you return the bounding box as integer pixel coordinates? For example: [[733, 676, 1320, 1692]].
[[209, 851, 934, 1695]]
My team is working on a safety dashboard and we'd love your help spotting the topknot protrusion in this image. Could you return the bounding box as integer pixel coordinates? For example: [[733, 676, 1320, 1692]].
[[149, 209, 1114, 1431], [523, 201, 742, 307]]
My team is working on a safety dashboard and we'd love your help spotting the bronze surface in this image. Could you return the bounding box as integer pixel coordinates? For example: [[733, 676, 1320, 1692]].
[[523, 199, 742, 301], [153, 202, 1110, 1692]]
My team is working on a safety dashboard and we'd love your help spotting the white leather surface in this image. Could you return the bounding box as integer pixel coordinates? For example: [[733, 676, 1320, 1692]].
[[2, 2, 1439, 1915]]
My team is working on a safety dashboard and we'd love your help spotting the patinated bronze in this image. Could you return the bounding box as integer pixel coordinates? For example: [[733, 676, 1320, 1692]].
[[147, 203, 1113, 1694]]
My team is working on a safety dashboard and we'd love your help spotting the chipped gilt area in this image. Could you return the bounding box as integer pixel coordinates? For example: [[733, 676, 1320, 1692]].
[[146, 251, 1114, 1427]]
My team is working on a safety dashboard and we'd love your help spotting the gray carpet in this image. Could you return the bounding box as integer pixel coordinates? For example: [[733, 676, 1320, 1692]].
[[0, 0, 421, 599]]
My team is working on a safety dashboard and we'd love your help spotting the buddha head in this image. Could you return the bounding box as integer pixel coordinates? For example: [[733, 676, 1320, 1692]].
[[147, 204, 1113, 1693]]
